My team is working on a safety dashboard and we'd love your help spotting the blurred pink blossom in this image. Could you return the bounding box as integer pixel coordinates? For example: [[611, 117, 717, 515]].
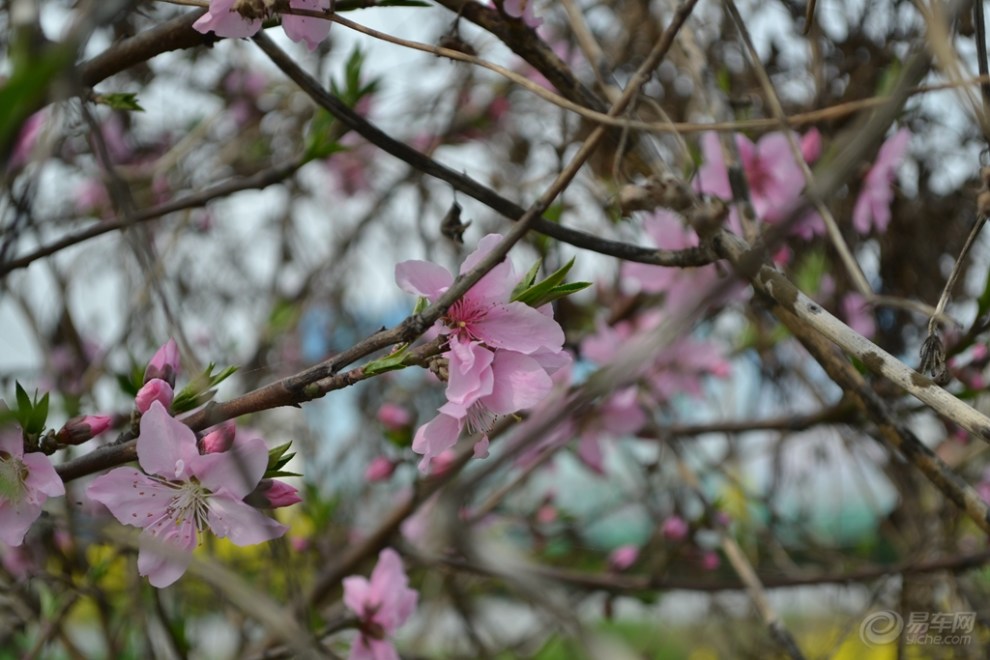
[[377, 403, 412, 431], [608, 545, 640, 571], [853, 128, 910, 235], [696, 129, 823, 238], [343, 548, 418, 660], [0, 430, 65, 546], [495, 0, 542, 27], [365, 456, 396, 482], [8, 111, 46, 170], [662, 515, 689, 541]]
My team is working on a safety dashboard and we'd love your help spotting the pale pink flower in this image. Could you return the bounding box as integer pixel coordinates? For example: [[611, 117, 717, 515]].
[[397, 234, 565, 470], [145, 338, 179, 387], [377, 403, 412, 431], [395, 234, 565, 361], [661, 515, 689, 541], [412, 348, 553, 471], [343, 548, 418, 660], [696, 129, 823, 238], [282, 0, 332, 51], [853, 128, 910, 235], [608, 544, 640, 571], [0, 430, 65, 546], [621, 211, 740, 314], [135, 379, 173, 414], [57, 414, 113, 444], [86, 402, 287, 587], [575, 387, 646, 475]]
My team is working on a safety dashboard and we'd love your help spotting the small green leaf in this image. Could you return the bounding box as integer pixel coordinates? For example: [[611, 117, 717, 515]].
[[14, 382, 31, 423], [27, 392, 49, 434], [364, 346, 411, 376], [512, 257, 576, 306], [524, 281, 592, 308], [93, 92, 144, 112]]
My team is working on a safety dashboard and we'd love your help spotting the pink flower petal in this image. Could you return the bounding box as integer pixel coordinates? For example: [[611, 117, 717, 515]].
[[394, 260, 452, 300], [138, 522, 197, 588], [206, 491, 288, 545], [192, 435, 268, 498], [483, 351, 552, 414], [21, 453, 65, 498], [87, 467, 172, 529], [282, 0, 332, 51], [445, 340, 495, 406], [0, 499, 43, 545], [192, 0, 262, 39], [412, 414, 462, 472], [137, 401, 199, 480], [470, 301, 564, 354]]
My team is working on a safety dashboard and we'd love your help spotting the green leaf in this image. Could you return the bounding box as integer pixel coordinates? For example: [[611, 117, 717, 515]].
[[412, 296, 430, 315], [265, 470, 302, 479], [363, 345, 411, 376], [93, 92, 144, 112], [170, 364, 238, 414], [512, 257, 576, 306], [27, 392, 49, 434], [515, 261, 542, 294], [303, 109, 343, 162], [524, 281, 592, 308], [14, 382, 31, 424]]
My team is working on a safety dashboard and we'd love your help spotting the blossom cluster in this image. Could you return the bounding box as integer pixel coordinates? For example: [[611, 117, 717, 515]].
[[395, 234, 568, 471], [194, 0, 333, 51]]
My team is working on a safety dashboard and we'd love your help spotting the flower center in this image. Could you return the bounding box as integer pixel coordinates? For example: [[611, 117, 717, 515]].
[[149, 476, 212, 532], [0, 453, 28, 504], [464, 402, 497, 436]]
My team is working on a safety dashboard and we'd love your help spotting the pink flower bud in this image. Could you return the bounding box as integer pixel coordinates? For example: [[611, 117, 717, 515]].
[[699, 550, 720, 572], [536, 504, 557, 525], [144, 338, 179, 387], [608, 545, 639, 571], [661, 515, 689, 541], [135, 379, 173, 414], [200, 421, 237, 453], [430, 450, 458, 476], [259, 479, 302, 508], [377, 403, 412, 431], [57, 414, 112, 444], [365, 456, 396, 482]]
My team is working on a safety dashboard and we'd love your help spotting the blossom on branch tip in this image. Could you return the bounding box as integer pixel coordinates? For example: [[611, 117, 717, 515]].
[[86, 402, 287, 587], [57, 414, 113, 444], [0, 430, 64, 546], [343, 547, 418, 660]]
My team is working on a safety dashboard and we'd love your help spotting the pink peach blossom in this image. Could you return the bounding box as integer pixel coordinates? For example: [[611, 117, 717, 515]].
[[696, 129, 824, 238], [662, 515, 689, 541], [0, 430, 65, 546], [343, 548, 418, 660], [86, 402, 287, 587], [608, 545, 640, 571], [853, 128, 910, 235]]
